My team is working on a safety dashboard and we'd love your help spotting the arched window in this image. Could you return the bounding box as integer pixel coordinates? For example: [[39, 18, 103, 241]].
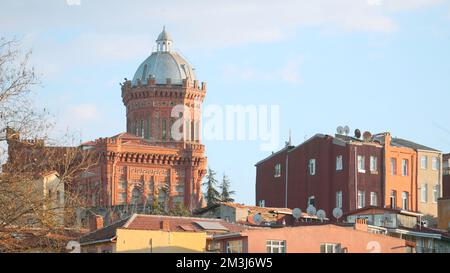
[[131, 187, 143, 205]]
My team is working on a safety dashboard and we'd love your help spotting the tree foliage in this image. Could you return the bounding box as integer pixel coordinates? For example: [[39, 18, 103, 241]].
[[202, 167, 220, 207]]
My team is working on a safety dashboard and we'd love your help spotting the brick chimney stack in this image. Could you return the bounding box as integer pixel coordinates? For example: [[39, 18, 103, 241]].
[[354, 218, 368, 232], [160, 220, 170, 231], [90, 215, 104, 231]]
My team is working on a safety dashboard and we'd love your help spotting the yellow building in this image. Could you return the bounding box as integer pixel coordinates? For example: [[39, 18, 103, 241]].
[[115, 229, 206, 253], [79, 214, 245, 253]]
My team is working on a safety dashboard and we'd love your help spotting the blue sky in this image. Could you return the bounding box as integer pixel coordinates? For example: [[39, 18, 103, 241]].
[[2, 0, 450, 205]]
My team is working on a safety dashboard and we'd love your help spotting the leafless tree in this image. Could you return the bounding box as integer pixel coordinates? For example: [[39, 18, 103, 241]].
[[0, 37, 96, 238]]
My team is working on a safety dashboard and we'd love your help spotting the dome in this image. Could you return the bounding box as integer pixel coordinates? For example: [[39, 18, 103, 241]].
[[131, 27, 196, 86]]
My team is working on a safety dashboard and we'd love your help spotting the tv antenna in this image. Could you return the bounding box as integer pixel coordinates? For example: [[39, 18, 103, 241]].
[[292, 208, 302, 222], [354, 129, 362, 139], [306, 205, 317, 216], [253, 213, 262, 225], [344, 126, 350, 136], [332, 207, 343, 222], [316, 210, 326, 222]]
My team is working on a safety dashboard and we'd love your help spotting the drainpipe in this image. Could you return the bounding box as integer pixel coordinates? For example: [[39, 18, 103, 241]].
[[285, 152, 289, 208], [355, 146, 358, 211]]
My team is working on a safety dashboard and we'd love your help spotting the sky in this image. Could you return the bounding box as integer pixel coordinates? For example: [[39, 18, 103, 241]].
[[1, 0, 450, 205]]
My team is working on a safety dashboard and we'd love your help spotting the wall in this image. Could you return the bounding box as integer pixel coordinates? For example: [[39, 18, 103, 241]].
[[115, 229, 207, 253], [215, 225, 407, 253], [383, 134, 417, 211], [437, 198, 450, 230], [417, 151, 442, 217]]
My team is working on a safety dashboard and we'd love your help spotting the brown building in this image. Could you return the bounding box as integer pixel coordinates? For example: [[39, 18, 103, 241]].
[[74, 28, 207, 222], [443, 153, 450, 198], [255, 133, 384, 219]]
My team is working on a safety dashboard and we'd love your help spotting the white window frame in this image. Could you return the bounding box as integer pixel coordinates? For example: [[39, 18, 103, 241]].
[[402, 192, 409, 210], [402, 159, 408, 176], [336, 155, 343, 171], [370, 156, 377, 173], [370, 192, 377, 206], [421, 156, 428, 170], [309, 159, 316, 176], [432, 185, 440, 203], [258, 200, 265, 207], [432, 157, 439, 171], [336, 191, 343, 208], [421, 184, 428, 203], [308, 196, 315, 207], [320, 243, 342, 253], [274, 163, 281, 178], [357, 191, 365, 209], [226, 240, 243, 253], [390, 158, 397, 176], [266, 240, 286, 253], [357, 156, 365, 173]]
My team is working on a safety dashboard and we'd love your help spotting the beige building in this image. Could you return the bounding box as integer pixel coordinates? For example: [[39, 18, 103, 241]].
[[392, 139, 442, 219]]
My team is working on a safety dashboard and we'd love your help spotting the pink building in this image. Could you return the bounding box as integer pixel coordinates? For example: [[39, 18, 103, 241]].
[[210, 220, 412, 253]]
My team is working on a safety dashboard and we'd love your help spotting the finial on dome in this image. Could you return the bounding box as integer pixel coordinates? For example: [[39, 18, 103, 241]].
[[156, 26, 173, 52]]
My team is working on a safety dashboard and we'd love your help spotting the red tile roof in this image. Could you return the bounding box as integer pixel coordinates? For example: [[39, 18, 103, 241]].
[[124, 214, 247, 234]]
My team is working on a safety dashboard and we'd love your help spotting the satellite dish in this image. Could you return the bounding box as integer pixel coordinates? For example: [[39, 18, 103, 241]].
[[337, 126, 344, 135], [316, 210, 326, 222], [354, 129, 361, 139], [306, 205, 317, 216], [363, 131, 372, 142], [344, 126, 350, 136], [292, 208, 302, 220], [253, 213, 262, 225], [332, 207, 343, 221]]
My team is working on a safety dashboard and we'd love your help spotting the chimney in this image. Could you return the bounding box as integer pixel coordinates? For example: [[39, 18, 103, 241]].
[[160, 220, 170, 232], [384, 132, 391, 147], [89, 215, 104, 231], [354, 218, 368, 232]]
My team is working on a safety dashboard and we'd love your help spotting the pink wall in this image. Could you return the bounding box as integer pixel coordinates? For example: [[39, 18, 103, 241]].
[[217, 224, 408, 253]]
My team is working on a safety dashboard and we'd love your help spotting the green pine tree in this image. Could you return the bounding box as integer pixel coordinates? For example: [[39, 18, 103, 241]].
[[220, 173, 235, 203], [202, 167, 220, 207]]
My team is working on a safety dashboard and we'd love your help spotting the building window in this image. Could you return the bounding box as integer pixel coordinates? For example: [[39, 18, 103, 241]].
[[402, 192, 409, 210], [357, 191, 365, 209], [118, 192, 127, 205], [336, 191, 342, 208], [162, 119, 167, 140], [390, 190, 397, 209], [390, 158, 397, 176], [118, 180, 127, 190], [421, 184, 428, 203], [402, 159, 408, 176], [274, 163, 281, 178], [266, 240, 286, 253], [432, 157, 439, 171], [370, 156, 377, 173], [370, 192, 377, 206], [140, 119, 144, 138], [308, 196, 315, 207], [146, 116, 151, 139], [320, 243, 342, 253], [308, 159, 316, 176], [226, 240, 243, 253], [421, 156, 428, 170], [357, 155, 365, 173], [433, 185, 440, 203], [258, 200, 265, 207], [336, 155, 343, 171]]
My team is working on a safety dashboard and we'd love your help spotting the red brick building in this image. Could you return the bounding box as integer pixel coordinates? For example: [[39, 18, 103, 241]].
[[74, 28, 207, 220], [443, 153, 450, 198], [256, 133, 384, 219]]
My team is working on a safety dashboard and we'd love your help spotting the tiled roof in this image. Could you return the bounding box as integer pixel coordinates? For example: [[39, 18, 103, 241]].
[[124, 214, 247, 234], [79, 217, 130, 245], [221, 202, 292, 214], [343, 206, 423, 217], [391, 138, 440, 152]]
